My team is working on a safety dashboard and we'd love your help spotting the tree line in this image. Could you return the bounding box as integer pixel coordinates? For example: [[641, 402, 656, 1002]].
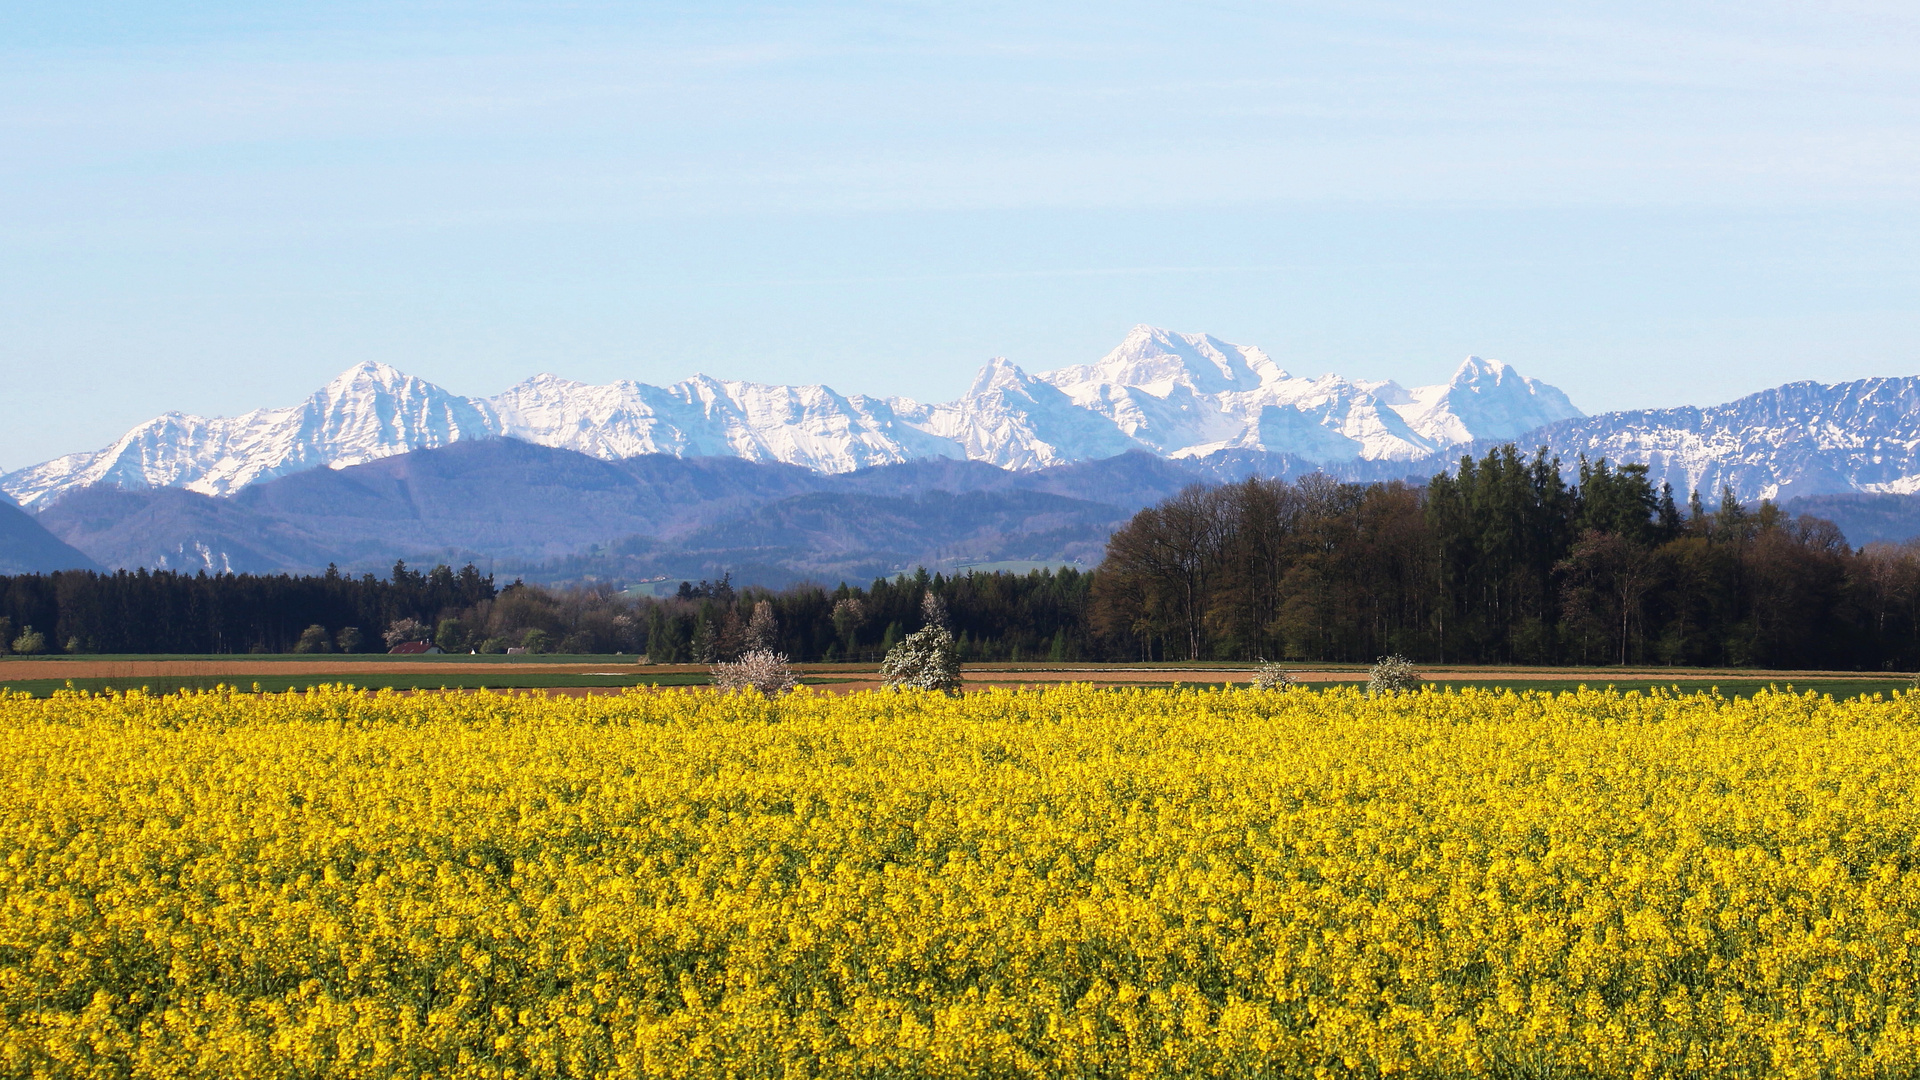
[[0, 562, 498, 656], [6, 443, 1920, 670], [1092, 444, 1920, 669], [0, 560, 1100, 662]]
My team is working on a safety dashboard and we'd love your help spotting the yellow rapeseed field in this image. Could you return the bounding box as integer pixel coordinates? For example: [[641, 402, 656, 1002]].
[[3, 683, 1919, 1078]]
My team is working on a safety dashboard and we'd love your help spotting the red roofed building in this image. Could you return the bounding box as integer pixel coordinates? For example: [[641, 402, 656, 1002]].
[[387, 642, 443, 655]]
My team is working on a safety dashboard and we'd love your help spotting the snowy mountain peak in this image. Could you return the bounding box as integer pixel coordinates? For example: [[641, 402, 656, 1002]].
[[965, 357, 1036, 397], [0, 326, 1586, 508], [1451, 355, 1511, 383], [324, 360, 410, 390], [510, 372, 589, 392], [1386, 356, 1583, 446], [1043, 325, 1285, 400]]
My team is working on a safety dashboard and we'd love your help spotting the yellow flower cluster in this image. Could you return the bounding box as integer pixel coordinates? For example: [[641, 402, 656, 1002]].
[[3, 683, 1920, 1078]]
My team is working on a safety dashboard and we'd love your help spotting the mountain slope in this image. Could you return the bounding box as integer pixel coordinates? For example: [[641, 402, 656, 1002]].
[[489, 373, 965, 471], [1781, 493, 1920, 548], [655, 488, 1128, 583], [0, 500, 100, 574], [34, 440, 836, 574], [31, 440, 1189, 580]]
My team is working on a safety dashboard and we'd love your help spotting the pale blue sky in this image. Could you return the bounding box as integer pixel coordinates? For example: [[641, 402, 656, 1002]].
[[4, 1, 1919, 469]]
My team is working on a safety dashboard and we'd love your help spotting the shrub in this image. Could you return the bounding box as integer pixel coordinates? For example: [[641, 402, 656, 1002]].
[[520, 628, 551, 654], [881, 625, 962, 694], [11, 627, 46, 656], [335, 627, 364, 654], [294, 625, 333, 654], [712, 649, 800, 697], [1251, 662, 1297, 690], [1368, 654, 1421, 695], [435, 619, 469, 654]]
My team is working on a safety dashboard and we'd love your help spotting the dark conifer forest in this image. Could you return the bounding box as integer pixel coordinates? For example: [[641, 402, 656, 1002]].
[[1093, 446, 1905, 669], [5, 445, 1920, 669]]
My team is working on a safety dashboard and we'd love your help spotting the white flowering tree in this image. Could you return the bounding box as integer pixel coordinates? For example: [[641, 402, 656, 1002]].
[[880, 624, 962, 694], [1367, 654, 1421, 695], [383, 618, 429, 649], [712, 648, 800, 697], [1250, 661, 1297, 690]]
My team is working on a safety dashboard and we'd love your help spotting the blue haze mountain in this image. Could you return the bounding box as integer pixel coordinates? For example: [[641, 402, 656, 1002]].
[[0, 498, 100, 574], [28, 440, 1209, 585], [1779, 494, 1920, 549]]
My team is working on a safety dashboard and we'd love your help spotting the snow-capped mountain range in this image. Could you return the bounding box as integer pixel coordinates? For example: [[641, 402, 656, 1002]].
[[9, 323, 1918, 514], [1, 326, 1582, 509]]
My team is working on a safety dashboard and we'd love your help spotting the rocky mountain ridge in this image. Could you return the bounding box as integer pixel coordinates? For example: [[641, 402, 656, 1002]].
[[1456, 377, 1920, 504]]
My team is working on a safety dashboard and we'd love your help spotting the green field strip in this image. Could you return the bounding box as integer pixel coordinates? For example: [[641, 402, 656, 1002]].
[[1258, 679, 1910, 699], [0, 673, 714, 698], [1068, 679, 1912, 700], [0, 653, 648, 665], [1407, 679, 1913, 698]]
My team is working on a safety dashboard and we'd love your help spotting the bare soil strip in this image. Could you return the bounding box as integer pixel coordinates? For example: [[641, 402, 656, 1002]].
[[2, 658, 1896, 698]]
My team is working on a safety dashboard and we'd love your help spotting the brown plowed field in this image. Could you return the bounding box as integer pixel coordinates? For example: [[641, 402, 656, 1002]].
[[1, 657, 1890, 691]]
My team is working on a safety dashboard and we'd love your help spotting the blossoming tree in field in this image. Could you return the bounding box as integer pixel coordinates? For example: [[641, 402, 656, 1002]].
[[712, 648, 800, 697], [1367, 653, 1421, 695], [881, 592, 962, 693]]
